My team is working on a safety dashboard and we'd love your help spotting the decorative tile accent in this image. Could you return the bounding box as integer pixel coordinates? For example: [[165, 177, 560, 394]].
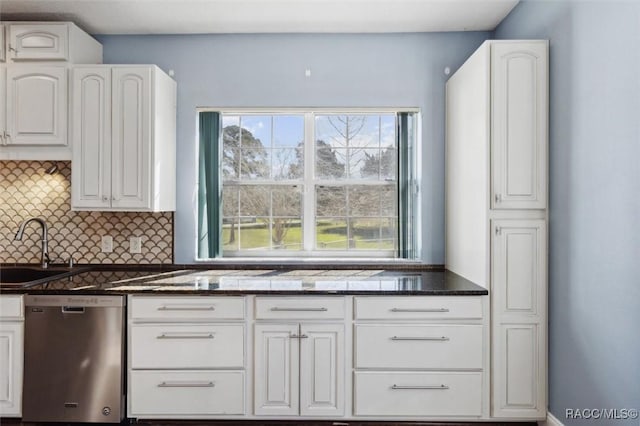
[[0, 161, 173, 264]]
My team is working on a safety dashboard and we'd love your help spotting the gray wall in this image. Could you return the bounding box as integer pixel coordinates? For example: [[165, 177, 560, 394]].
[[96, 32, 489, 264], [495, 1, 640, 424]]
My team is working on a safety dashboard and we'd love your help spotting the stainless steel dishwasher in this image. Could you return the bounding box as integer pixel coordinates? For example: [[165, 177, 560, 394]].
[[23, 294, 125, 423]]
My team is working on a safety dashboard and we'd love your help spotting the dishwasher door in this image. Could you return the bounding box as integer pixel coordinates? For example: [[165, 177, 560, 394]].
[[23, 295, 125, 423]]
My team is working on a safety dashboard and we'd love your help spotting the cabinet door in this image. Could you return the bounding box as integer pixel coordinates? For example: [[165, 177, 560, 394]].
[[0, 66, 5, 145], [491, 42, 547, 209], [299, 323, 344, 416], [254, 323, 299, 416], [0, 24, 5, 62], [6, 66, 67, 146], [491, 219, 546, 418], [8, 24, 68, 61], [0, 322, 23, 417], [71, 67, 112, 209], [111, 67, 151, 209]]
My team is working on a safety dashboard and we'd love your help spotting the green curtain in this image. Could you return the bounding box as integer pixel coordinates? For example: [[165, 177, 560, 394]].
[[197, 112, 222, 259], [398, 112, 418, 259]]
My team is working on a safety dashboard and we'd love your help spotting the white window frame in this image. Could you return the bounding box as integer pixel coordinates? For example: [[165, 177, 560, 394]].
[[200, 107, 419, 259]]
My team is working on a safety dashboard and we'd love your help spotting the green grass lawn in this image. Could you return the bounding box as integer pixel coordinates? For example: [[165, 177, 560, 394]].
[[222, 219, 395, 252]]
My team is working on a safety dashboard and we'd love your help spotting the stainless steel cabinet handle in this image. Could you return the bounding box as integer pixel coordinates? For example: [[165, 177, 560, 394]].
[[390, 336, 449, 341], [157, 305, 215, 311], [158, 381, 215, 388], [290, 334, 309, 339], [389, 308, 449, 313], [271, 307, 328, 312], [391, 384, 449, 390], [157, 332, 214, 339]]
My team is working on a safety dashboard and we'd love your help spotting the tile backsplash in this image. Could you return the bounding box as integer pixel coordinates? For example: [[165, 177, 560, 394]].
[[0, 161, 173, 264]]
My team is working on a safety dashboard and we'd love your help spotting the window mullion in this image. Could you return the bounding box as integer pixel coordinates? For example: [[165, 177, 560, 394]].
[[303, 112, 315, 252]]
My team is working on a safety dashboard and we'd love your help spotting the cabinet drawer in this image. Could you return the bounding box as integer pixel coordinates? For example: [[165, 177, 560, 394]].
[[0, 296, 24, 319], [355, 324, 482, 369], [255, 296, 345, 319], [130, 296, 244, 320], [130, 370, 244, 416], [354, 296, 482, 320], [131, 324, 244, 369], [354, 371, 482, 417]]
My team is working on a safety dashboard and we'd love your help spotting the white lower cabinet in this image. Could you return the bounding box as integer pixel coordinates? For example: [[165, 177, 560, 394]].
[[0, 296, 24, 418], [127, 294, 490, 421], [352, 296, 486, 419], [254, 321, 344, 417], [128, 295, 246, 418], [253, 296, 345, 417]]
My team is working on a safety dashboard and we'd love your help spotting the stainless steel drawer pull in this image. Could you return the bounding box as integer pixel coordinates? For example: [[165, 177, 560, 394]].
[[157, 333, 214, 339], [158, 305, 215, 311], [390, 308, 450, 313], [158, 381, 215, 388], [290, 334, 309, 339], [271, 307, 328, 312], [390, 336, 450, 341], [391, 384, 449, 390]]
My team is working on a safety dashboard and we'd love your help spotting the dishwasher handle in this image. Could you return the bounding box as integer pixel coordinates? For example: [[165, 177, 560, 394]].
[[62, 306, 85, 314]]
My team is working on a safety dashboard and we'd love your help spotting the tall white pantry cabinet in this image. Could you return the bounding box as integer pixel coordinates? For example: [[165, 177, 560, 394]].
[[445, 40, 548, 420]]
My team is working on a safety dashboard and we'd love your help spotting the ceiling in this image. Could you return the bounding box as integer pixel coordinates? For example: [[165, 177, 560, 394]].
[[0, 0, 519, 35]]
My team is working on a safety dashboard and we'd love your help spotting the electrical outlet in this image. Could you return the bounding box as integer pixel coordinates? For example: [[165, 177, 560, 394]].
[[130, 236, 142, 254], [101, 236, 113, 253]]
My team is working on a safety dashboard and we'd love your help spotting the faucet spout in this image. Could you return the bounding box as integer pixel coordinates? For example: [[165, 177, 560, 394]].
[[15, 217, 50, 269]]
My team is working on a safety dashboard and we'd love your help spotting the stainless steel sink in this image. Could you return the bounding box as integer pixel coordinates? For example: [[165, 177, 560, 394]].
[[0, 267, 77, 287]]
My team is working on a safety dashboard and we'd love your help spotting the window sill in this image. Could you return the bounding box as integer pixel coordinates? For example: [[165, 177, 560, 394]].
[[192, 257, 438, 270]]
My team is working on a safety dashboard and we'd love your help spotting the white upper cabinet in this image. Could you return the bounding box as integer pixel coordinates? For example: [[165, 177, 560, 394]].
[[70, 67, 111, 208], [6, 22, 102, 64], [0, 22, 102, 160], [4, 66, 67, 147], [71, 65, 176, 212], [491, 42, 548, 210]]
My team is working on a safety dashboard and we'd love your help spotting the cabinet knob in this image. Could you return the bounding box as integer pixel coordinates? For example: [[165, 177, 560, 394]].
[[495, 193, 502, 203], [102, 196, 108, 202]]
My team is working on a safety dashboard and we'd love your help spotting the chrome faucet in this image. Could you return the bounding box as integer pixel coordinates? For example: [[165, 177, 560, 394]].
[[15, 217, 50, 268]]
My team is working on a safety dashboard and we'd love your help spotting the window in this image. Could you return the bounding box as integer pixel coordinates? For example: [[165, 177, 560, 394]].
[[197, 109, 419, 259]]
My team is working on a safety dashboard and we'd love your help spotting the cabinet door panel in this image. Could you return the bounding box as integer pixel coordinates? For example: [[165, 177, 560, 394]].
[[0, 66, 5, 144], [300, 323, 344, 416], [493, 323, 545, 418], [491, 42, 547, 209], [492, 219, 546, 319], [254, 323, 299, 416], [0, 322, 23, 417], [111, 67, 151, 209], [0, 25, 5, 62], [71, 67, 111, 209], [9, 24, 68, 61], [6, 66, 67, 146], [492, 219, 546, 419]]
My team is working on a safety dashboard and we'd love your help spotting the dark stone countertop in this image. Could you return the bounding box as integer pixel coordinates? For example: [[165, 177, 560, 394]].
[[0, 267, 487, 296]]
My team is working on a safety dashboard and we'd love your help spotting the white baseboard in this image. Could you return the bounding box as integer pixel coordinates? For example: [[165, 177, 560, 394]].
[[539, 411, 565, 426]]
